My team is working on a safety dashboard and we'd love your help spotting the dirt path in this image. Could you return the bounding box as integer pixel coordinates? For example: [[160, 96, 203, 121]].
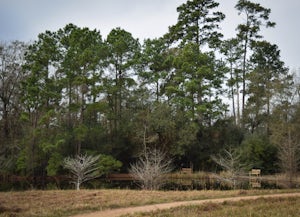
[[72, 192, 300, 217]]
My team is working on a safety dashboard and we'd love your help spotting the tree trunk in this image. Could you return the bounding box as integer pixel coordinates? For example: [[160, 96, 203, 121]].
[[76, 180, 80, 190], [242, 38, 247, 119], [229, 63, 236, 125]]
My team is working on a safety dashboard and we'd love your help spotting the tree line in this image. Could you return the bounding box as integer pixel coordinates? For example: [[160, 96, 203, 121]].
[[0, 0, 299, 188]]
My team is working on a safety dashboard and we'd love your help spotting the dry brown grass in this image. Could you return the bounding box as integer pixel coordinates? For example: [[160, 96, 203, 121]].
[[122, 196, 300, 217], [0, 189, 298, 217]]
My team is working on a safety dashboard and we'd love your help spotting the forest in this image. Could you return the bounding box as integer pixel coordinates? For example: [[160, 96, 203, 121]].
[[0, 0, 299, 189]]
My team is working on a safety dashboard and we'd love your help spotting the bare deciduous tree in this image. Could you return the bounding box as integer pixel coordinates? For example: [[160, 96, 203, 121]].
[[0, 41, 26, 159], [130, 148, 172, 190], [276, 127, 300, 187], [63, 154, 100, 190], [270, 87, 300, 187], [211, 148, 246, 189]]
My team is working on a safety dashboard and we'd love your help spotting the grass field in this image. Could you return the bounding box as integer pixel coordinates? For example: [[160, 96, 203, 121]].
[[122, 196, 300, 217], [0, 189, 299, 217]]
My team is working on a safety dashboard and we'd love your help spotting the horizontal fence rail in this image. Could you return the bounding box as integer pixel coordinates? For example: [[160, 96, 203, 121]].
[[0, 173, 299, 190]]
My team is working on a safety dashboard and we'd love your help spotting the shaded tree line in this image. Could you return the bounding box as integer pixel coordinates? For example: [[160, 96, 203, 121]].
[[0, 0, 299, 188]]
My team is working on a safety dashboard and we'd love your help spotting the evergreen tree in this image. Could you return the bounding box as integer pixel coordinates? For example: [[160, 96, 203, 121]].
[[104, 27, 141, 161], [235, 0, 275, 116], [220, 38, 243, 126], [165, 43, 225, 125], [245, 41, 288, 133], [166, 0, 225, 48], [20, 30, 62, 181], [57, 24, 105, 154], [139, 38, 171, 102]]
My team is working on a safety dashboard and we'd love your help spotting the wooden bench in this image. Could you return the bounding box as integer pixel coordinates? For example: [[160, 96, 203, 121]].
[[250, 169, 261, 176], [249, 169, 261, 188]]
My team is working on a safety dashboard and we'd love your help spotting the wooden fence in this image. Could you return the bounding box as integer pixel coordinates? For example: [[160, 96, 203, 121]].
[[1, 171, 299, 190]]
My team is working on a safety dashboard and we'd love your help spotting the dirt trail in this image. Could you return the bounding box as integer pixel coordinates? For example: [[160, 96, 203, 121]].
[[72, 192, 300, 217]]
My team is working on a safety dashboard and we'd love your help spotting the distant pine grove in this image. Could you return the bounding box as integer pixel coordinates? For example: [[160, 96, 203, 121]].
[[0, 0, 299, 189]]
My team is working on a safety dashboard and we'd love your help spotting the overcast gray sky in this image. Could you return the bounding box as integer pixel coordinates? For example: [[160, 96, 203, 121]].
[[0, 0, 299, 69]]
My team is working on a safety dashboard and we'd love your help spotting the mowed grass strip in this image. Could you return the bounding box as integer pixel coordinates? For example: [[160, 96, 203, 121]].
[[122, 196, 300, 217], [0, 189, 298, 217]]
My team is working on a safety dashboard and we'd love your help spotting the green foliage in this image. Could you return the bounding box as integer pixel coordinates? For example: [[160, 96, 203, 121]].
[[165, 43, 226, 124], [240, 134, 278, 173], [16, 149, 27, 174], [139, 38, 170, 101], [106, 27, 140, 72], [235, 0, 275, 118], [236, 0, 276, 39], [244, 41, 288, 133], [46, 152, 63, 176], [98, 154, 122, 175], [74, 124, 88, 142], [166, 0, 225, 48]]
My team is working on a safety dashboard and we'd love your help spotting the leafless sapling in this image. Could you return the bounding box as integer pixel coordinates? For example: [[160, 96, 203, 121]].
[[211, 147, 246, 189], [63, 154, 100, 190], [130, 148, 173, 190]]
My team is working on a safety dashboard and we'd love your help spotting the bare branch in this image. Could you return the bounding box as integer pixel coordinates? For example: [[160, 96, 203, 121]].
[[130, 148, 173, 190], [63, 154, 100, 190], [211, 147, 247, 189]]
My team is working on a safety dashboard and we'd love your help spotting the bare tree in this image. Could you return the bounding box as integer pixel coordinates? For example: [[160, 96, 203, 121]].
[[130, 148, 173, 190], [276, 127, 300, 187], [130, 124, 173, 190], [0, 41, 26, 138], [270, 82, 300, 188], [0, 41, 26, 158], [211, 148, 246, 189], [63, 154, 100, 190]]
